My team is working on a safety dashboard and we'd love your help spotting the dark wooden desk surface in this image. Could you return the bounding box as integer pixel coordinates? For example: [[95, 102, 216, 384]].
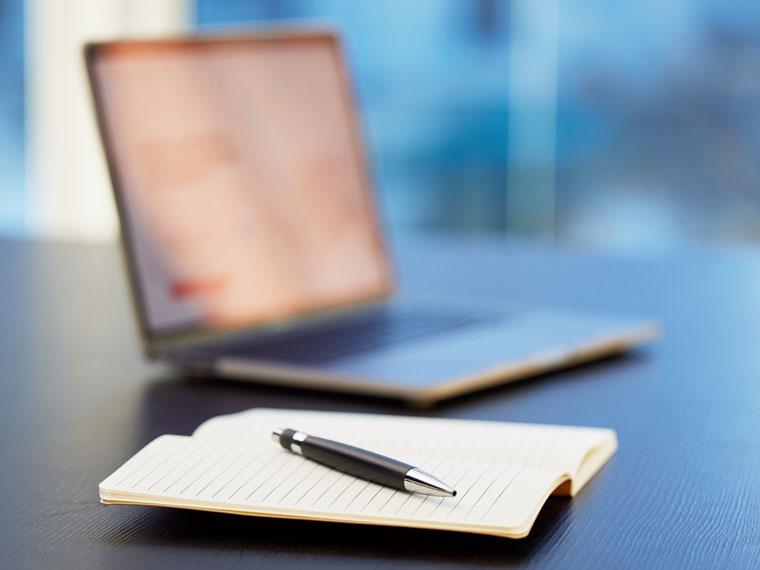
[[2, 235, 759, 569]]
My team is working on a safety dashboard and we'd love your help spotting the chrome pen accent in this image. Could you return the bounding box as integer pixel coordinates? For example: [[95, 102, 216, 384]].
[[403, 468, 456, 497]]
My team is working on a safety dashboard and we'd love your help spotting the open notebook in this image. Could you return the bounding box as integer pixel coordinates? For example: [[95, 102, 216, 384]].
[[100, 409, 617, 539]]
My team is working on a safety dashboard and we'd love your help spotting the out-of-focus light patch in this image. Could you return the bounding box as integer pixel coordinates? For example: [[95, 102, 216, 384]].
[[563, 188, 690, 254]]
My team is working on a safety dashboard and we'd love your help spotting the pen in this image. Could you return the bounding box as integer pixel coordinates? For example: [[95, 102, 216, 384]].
[[272, 428, 457, 497]]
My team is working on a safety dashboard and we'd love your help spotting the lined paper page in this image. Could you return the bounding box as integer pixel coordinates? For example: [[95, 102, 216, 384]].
[[100, 435, 567, 536], [192, 409, 615, 493]]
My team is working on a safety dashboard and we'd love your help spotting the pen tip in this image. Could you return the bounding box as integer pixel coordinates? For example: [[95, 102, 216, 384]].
[[405, 468, 457, 497]]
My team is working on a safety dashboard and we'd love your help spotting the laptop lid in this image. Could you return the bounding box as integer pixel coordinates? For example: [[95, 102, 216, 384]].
[[85, 29, 394, 354]]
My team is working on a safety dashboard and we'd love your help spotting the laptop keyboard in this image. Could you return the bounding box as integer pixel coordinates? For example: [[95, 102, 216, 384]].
[[206, 303, 504, 365]]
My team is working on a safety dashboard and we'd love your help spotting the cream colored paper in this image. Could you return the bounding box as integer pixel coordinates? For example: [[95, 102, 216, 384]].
[[100, 409, 616, 538]]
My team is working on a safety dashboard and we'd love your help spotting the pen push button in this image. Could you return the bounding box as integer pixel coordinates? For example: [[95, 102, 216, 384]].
[[274, 427, 307, 455]]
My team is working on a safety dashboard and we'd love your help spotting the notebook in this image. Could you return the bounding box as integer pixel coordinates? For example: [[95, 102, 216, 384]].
[[99, 408, 617, 539]]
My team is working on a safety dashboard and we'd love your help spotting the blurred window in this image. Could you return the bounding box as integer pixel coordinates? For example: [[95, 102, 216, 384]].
[[197, 0, 760, 249], [2, 0, 760, 251], [0, 0, 24, 234]]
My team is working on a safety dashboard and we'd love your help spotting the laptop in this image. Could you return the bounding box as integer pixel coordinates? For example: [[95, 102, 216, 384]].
[[85, 29, 658, 404]]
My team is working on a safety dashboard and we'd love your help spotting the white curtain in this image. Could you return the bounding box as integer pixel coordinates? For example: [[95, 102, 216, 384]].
[[25, 0, 191, 241]]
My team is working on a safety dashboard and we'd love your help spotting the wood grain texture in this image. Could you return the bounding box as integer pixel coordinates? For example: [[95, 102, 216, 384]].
[[1, 235, 759, 569]]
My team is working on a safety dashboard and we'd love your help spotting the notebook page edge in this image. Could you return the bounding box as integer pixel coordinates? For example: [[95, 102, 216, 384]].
[[97, 495, 520, 538], [568, 430, 618, 496]]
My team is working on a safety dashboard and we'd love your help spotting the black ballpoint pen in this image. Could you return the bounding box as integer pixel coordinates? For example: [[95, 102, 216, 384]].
[[272, 428, 457, 497]]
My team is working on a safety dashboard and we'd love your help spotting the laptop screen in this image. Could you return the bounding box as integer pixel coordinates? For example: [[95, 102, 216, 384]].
[[88, 32, 393, 339]]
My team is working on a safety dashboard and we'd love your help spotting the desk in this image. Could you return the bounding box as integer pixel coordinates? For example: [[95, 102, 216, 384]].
[[1, 235, 759, 569]]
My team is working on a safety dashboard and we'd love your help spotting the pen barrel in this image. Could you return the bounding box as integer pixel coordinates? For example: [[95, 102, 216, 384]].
[[300, 435, 411, 489]]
